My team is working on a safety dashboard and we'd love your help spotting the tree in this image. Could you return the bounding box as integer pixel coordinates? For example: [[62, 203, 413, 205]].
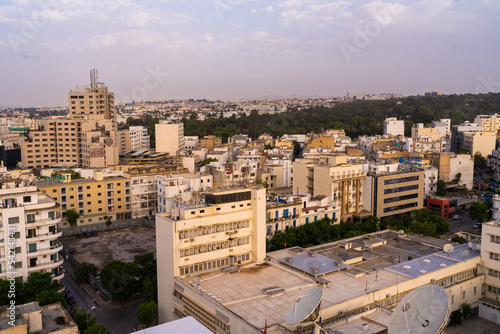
[[200, 157, 218, 167], [453, 172, 462, 185], [254, 179, 269, 189], [101, 261, 140, 302], [66, 209, 80, 226], [137, 301, 158, 328], [474, 152, 488, 170], [83, 323, 111, 334], [435, 179, 446, 196], [469, 202, 489, 223], [451, 235, 467, 244], [103, 215, 112, 230], [133, 253, 156, 280], [75, 263, 98, 283], [24, 272, 66, 307], [70, 307, 97, 332], [143, 276, 158, 303], [0, 279, 24, 305]]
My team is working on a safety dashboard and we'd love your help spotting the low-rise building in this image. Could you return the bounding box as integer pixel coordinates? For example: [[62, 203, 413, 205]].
[[0, 302, 78, 333], [438, 153, 474, 190]]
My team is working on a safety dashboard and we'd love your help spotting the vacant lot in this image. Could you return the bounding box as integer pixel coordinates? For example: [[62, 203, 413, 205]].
[[61, 225, 156, 269]]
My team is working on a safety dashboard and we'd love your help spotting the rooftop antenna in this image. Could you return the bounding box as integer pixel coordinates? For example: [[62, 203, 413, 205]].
[[285, 287, 323, 329], [388, 284, 450, 334], [90, 69, 98, 88]]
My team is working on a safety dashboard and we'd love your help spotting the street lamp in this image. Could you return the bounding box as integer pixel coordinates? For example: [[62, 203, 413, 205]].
[[86, 306, 95, 329]]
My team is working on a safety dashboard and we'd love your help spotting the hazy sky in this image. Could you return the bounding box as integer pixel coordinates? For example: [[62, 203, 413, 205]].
[[1, 0, 499, 107]]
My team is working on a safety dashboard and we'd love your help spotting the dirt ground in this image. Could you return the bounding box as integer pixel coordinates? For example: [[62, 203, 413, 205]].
[[60, 225, 156, 269]]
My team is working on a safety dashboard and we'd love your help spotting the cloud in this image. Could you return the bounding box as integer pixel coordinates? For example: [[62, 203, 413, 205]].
[[280, 1, 353, 26]]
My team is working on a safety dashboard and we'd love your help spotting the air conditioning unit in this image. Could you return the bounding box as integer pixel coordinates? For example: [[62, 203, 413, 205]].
[[386, 294, 391, 298], [338, 311, 344, 316], [43, 255, 47, 258], [431, 278, 436, 283], [365, 306, 370, 311], [234, 230, 238, 234], [190, 238, 195, 242]]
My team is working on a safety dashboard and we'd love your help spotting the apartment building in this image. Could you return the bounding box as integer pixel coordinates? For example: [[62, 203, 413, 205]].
[[0, 179, 63, 282], [462, 131, 496, 158], [184, 136, 199, 150], [117, 130, 131, 154], [474, 113, 500, 132], [157, 186, 267, 324], [129, 126, 150, 151], [369, 167, 425, 219], [383, 117, 404, 136], [451, 121, 482, 151], [20, 73, 120, 169], [37, 172, 131, 226], [156, 173, 213, 215], [438, 153, 474, 190], [422, 165, 439, 195], [266, 196, 302, 237], [155, 121, 185, 155], [198, 135, 222, 152], [294, 155, 369, 221], [480, 220, 500, 324]]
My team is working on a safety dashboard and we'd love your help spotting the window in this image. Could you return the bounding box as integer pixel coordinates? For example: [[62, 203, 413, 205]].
[[26, 214, 35, 223], [8, 217, 19, 224], [23, 196, 31, 203]]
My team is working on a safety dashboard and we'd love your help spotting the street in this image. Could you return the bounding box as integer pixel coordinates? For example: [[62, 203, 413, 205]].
[[61, 272, 139, 334], [448, 210, 480, 234]]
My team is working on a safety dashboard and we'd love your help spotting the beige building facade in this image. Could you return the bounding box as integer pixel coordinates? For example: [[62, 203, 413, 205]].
[[156, 186, 267, 325], [155, 121, 185, 155], [438, 153, 474, 190]]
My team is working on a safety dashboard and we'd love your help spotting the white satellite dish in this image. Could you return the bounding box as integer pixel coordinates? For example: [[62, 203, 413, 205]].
[[462, 250, 470, 257], [194, 277, 201, 285], [443, 244, 454, 253], [181, 191, 192, 202], [388, 284, 450, 334], [285, 287, 323, 327]]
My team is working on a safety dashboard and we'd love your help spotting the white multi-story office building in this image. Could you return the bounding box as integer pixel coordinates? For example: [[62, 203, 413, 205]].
[[156, 186, 267, 326], [0, 179, 63, 282], [129, 126, 150, 151], [383, 117, 404, 136]]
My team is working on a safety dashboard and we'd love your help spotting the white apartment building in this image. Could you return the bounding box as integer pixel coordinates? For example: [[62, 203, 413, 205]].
[[0, 179, 64, 282], [129, 126, 150, 151], [474, 113, 500, 132], [383, 117, 404, 136], [156, 173, 213, 215], [156, 186, 267, 325], [480, 220, 500, 324], [438, 153, 474, 190], [184, 136, 199, 150], [155, 121, 185, 155], [423, 165, 439, 195]]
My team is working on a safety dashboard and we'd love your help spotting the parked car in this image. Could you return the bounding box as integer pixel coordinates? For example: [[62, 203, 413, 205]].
[[65, 292, 72, 298], [473, 223, 482, 229], [67, 296, 76, 305], [83, 231, 92, 237], [67, 248, 76, 254], [91, 230, 98, 236], [452, 215, 462, 220], [76, 233, 84, 238]]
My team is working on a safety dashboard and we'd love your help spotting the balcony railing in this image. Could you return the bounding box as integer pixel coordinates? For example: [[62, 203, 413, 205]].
[[27, 242, 63, 254], [28, 255, 63, 269], [26, 214, 62, 225], [26, 228, 62, 240]]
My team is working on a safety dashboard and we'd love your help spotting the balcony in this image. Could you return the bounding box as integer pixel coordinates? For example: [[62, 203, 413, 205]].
[[27, 242, 63, 257], [26, 214, 62, 227], [26, 228, 62, 241], [28, 255, 64, 271]]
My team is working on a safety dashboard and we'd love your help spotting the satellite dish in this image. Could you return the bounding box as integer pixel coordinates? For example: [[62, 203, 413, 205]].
[[181, 191, 192, 202], [285, 287, 323, 327], [443, 244, 454, 253], [194, 277, 201, 285], [388, 285, 450, 334], [462, 250, 470, 257]]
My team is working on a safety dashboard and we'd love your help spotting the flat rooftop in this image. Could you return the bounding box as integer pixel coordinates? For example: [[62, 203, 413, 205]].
[[179, 231, 480, 331]]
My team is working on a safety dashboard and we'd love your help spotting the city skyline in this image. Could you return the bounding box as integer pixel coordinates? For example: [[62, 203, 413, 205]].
[[1, 0, 499, 107]]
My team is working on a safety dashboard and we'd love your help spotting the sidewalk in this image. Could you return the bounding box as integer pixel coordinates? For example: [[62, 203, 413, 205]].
[[63, 260, 144, 309]]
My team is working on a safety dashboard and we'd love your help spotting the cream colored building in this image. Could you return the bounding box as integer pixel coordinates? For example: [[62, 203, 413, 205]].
[[0, 302, 78, 334], [411, 123, 445, 140], [129, 126, 150, 151], [0, 179, 63, 282], [157, 229, 484, 333], [438, 153, 474, 190], [117, 129, 131, 154], [383, 117, 404, 136], [480, 220, 500, 324], [294, 155, 369, 221], [156, 186, 267, 325], [155, 121, 184, 155], [463, 131, 496, 158], [474, 113, 500, 132], [20, 74, 120, 169]]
